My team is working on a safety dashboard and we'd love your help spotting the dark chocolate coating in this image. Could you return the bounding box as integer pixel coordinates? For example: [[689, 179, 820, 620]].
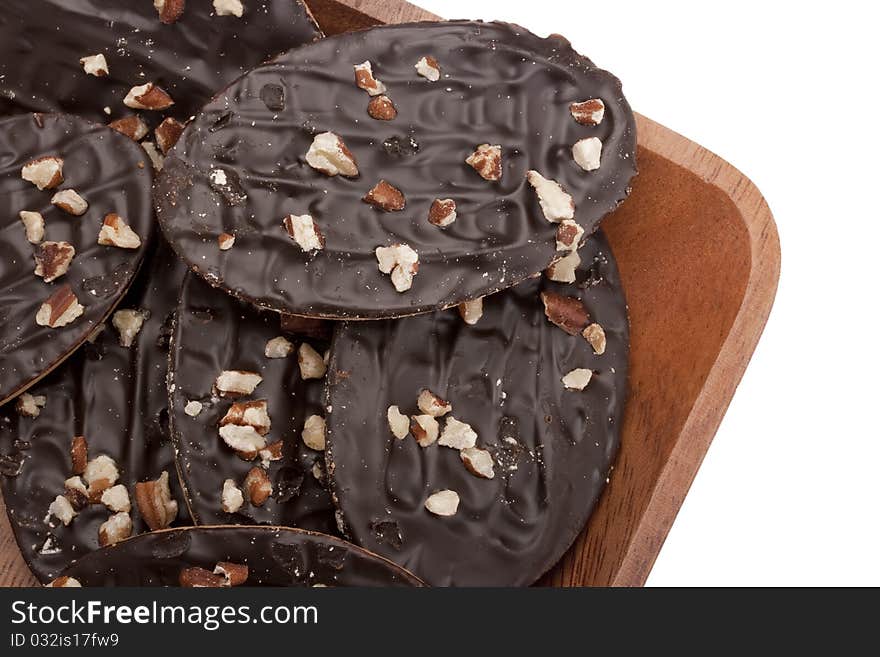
[[0, 240, 190, 584], [0, 0, 321, 128], [168, 272, 336, 534], [155, 21, 637, 319], [325, 232, 629, 586], [57, 526, 424, 587], [0, 113, 154, 404]]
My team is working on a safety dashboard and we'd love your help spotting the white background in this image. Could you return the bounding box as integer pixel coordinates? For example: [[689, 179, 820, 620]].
[[420, 0, 880, 585]]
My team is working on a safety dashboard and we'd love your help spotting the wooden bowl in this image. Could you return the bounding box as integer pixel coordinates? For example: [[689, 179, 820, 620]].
[[0, 0, 780, 587]]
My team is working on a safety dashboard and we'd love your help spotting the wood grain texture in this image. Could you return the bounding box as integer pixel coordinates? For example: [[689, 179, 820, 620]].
[[0, 0, 780, 587]]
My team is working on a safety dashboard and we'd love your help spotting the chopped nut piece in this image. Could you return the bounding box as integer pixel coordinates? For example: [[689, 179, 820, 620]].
[[375, 243, 419, 292], [363, 180, 405, 211], [243, 467, 272, 506], [573, 137, 602, 172], [51, 189, 88, 216], [218, 232, 235, 250], [570, 99, 605, 126], [283, 214, 325, 252], [265, 336, 295, 358], [415, 55, 441, 81], [465, 144, 502, 181], [124, 82, 174, 110], [47, 576, 81, 588], [527, 171, 574, 223], [546, 250, 580, 284], [34, 241, 75, 283], [411, 414, 439, 447], [387, 405, 410, 439], [417, 389, 452, 417], [15, 392, 46, 418], [155, 117, 185, 154], [21, 156, 64, 190], [64, 476, 89, 510], [214, 562, 248, 586], [353, 61, 386, 96], [70, 436, 88, 475], [458, 298, 484, 325], [109, 115, 149, 141], [305, 132, 358, 177], [46, 495, 76, 526], [556, 220, 585, 251], [541, 291, 590, 335], [98, 512, 132, 546], [155, 0, 186, 24], [298, 342, 327, 380], [100, 484, 131, 513], [112, 309, 148, 347], [301, 414, 326, 451], [98, 213, 142, 249], [582, 323, 607, 355], [84, 454, 120, 500], [428, 198, 456, 227], [141, 141, 164, 171], [19, 211, 45, 244], [213, 0, 243, 18], [214, 370, 262, 397], [180, 566, 225, 588], [80, 53, 109, 77], [425, 490, 459, 517], [461, 447, 495, 479], [134, 471, 179, 530], [36, 285, 84, 328], [219, 424, 266, 453], [562, 368, 593, 391], [221, 399, 271, 435], [258, 441, 284, 468], [221, 478, 244, 513], [438, 416, 478, 450], [367, 95, 397, 120], [311, 460, 324, 482], [184, 400, 203, 417]]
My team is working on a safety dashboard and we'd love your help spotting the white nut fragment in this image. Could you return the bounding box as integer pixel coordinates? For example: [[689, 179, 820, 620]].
[[562, 368, 593, 391], [354, 61, 386, 96], [415, 55, 441, 82], [80, 53, 109, 77], [527, 171, 574, 223], [573, 137, 602, 172], [460, 447, 495, 479], [47, 576, 81, 588], [217, 232, 235, 250], [438, 416, 477, 450], [219, 424, 266, 453], [184, 400, 203, 417], [556, 220, 585, 252], [46, 495, 76, 526], [301, 414, 326, 451], [221, 478, 244, 513], [112, 309, 148, 347], [546, 250, 580, 284], [375, 243, 419, 292], [458, 298, 484, 326], [425, 490, 459, 517], [411, 414, 439, 447], [21, 156, 64, 190], [83, 454, 120, 492], [51, 189, 88, 216], [265, 336, 295, 358], [417, 389, 452, 417], [123, 82, 174, 110], [283, 214, 325, 252], [582, 323, 607, 355], [98, 512, 132, 546], [141, 141, 164, 171], [19, 211, 45, 244], [15, 392, 46, 418], [36, 285, 84, 328], [305, 131, 359, 177], [33, 241, 75, 283], [220, 399, 271, 436], [387, 405, 410, 439], [100, 484, 131, 513], [570, 99, 605, 126], [98, 213, 141, 249], [214, 370, 262, 396], [465, 144, 502, 181], [214, 0, 244, 18], [298, 342, 327, 380]]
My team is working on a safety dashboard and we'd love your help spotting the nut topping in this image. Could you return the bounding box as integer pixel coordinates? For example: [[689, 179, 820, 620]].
[[570, 99, 605, 126], [458, 297, 484, 325], [51, 189, 88, 216], [572, 137, 602, 172], [258, 440, 284, 468], [46, 495, 76, 526], [109, 116, 149, 141], [19, 211, 45, 244], [415, 56, 441, 81], [305, 132, 359, 177], [98, 213, 142, 249], [428, 198, 456, 227], [123, 82, 174, 110], [70, 436, 88, 475], [64, 476, 89, 510], [582, 323, 607, 355], [243, 467, 272, 506], [218, 232, 235, 250], [98, 512, 132, 546], [34, 241, 75, 283], [425, 490, 459, 517], [179, 567, 225, 588], [375, 243, 419, 292], [526, 171, 574, 223], [363, 180, 405, 211], [214, 370, 262, 397], [155, 117, 185, 154], [387, 405, 410, 439], [220, 399, 271, 436], [100, 484, 131, 513], [417, 389, 452, 417], [21, 156, 64, 190], [83, 454, 120, 501], [438, 416, 478, 450], [141, 141, 164, 171], [354, 61, 386, 96], [112, 309, 148, 347], [219, 424, 266, 453], [214, 0, 244, 18], [545, 250, 580, 284], [80, 54, 109, 77], [562, 368, 593, 391], [184, 400, 203, 417], [540, 291, 590, 335], [460, 447, 495, 479], [155, 0, 186, 25], [410, 414, 439, 447], [134, 471, 179, 530], [301, 414, 326, 451], [35, 285, 84, 328], [47, 576, 81, 588], [284, 214, 325, 252], [221, 478, 244, 513], [214, 562, 248, 586], [465, 144, 502, 181], [15, 392, 46, 418], [367, 95, 397, 121], [556, 220, 585, 251], [265, 335, 295, 358]]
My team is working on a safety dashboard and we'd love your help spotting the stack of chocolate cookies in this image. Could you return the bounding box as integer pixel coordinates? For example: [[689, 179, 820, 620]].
[[0, 2, 636, 588]]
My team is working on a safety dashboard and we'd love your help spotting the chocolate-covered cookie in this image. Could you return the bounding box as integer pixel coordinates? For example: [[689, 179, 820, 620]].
[[0, 241, 189, 583], [168, 272, 336, 534], [325, 232, 629, 586], [155, 21, 637, 319], [0, 112, 154, 404], [52, 526, 423, 587]]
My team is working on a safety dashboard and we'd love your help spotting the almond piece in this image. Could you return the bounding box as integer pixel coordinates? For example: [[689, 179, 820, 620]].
[[428, 198, 456, 227], [180, 566, 225, 588], [80, 53, 109, 77], [301, 414, 326, 451], [305, 131, 358, 177], [213, 0, 243, 18], [124, 82, 174, 110], [541, 291, 590, 335], [19, 211, 45, 244], [34, 241, 75, 283], [417, 389, 452, 417], [109, 116, 149, 141], [243, 467, 272, 506], [258, 440, 284, 468], [155, 0, 186, 25], [51, 189, 88, 216], [221, 478, 244, 513], [415, 56, 441, 81], [387, 405, 410, 439], [184, 400, 203, 417], [214, 370, 262, 397], [354, 61, 386, 96], [46, 495, 76, 526], [410, 414, 439, 447], [47, 576, 81, 588], [465, 144, 502, 181], [363, 180, 405, 211], [367, 95, 397, 121], [214, 562, 248, 586], [546, 250, 580, 284], [526, 171, 574, 223], [70, 436, 88, 475], [562, 368, 593, 391], [100, 484, 131, 513], [425, 490, 459, 517], [35, 285, 84, 328], [220, 399, 271, 436], [582, 323, 607, 355], [375, 243, 419, 292], [98, 512, 132, 546], [283, 214, 325, 252], [219, 424, 266, 453], [265, 336, 295, 358], [155, 117, 185, 154], [460, 447, 495, 479], [112, 309, 148, 347], [15, 392, 46, 418], [298, 342, 327, 380], [21, 156, 64, 190], [573, 137, 602, 172], [556, 220, 585, 251], [64, 476, 89, 510], [141, 141, 164, 171], [98, 213, 141, 249], [218, 232, 235, 250], [570, 99, 605, 126], [438, 416, 477, 450], [134, 471, 179, 530], [458, 297, 484, 325], [83, 454, 120, 500]]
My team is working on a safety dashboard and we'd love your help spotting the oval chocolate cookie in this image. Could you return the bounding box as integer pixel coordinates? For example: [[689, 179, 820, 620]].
[[51, 526, 423, 587], [168, 272, 336, 534], [155, 21, 637, 319], [0, 113, 154, 404], [325, 232, 629, 586], [0, 241, 189, 583]]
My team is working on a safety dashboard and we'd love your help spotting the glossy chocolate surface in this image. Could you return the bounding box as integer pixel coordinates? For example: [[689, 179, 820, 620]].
[[155, 21, 637, 319]]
